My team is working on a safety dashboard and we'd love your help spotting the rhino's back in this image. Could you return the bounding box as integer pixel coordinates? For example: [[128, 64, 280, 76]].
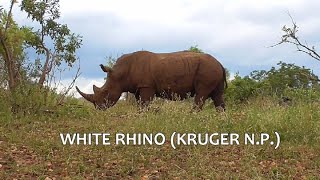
[[150, 52, 221, 93], [120, 51, 223, 94]]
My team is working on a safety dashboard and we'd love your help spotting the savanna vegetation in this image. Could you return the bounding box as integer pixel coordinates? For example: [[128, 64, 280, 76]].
[[1, 0, 320, 179]]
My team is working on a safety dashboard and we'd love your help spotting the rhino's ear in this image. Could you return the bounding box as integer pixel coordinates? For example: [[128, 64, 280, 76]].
[[100, 64, 113, 73], [93, 85, 100, 93]]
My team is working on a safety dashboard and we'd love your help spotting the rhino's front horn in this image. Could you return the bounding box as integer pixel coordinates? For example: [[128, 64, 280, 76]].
[[76, 86, 94, 103]]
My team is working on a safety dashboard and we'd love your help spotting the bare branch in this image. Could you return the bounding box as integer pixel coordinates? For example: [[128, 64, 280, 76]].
[[271, 14, 320, 62], [57, 59, 81, 105], [4, 0, 15, 34]]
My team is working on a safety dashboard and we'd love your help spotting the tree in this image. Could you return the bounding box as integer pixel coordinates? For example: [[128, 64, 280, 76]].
[[20, 0, 82, 87], [272, 14, 320, 62], [1, 0, 82, 91], [225, 61, 319, 103], [0, 0, 22, 90], [105, 55, 117, 68], [250, 61, 319, 97], [187, 45, 203, 53], [0, 0, 82, 114]]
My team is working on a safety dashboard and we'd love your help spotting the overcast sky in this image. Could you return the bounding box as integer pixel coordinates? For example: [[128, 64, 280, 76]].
[[2, 0, 320, 96]]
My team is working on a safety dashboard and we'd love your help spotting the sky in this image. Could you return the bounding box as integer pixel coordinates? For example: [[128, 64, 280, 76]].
[[2, 0, 320, 97]]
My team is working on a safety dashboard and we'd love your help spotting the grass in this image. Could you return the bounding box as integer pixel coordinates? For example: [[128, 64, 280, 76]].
[[0, 96, 320, 179]]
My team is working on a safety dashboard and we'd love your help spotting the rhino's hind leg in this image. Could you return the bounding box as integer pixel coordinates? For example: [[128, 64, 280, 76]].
[[193, 91, 210, 111], [211, 94, 225, 112], [210, 83, 226, 112], [138, 87, 155, 107]]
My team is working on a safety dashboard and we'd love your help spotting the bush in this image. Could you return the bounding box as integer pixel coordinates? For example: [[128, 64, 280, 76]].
[[283, 87, 320, 102], [225, 74, 261, 104], [225, 61, 320, 105], [250, 61, 320, 96], [9, 83, 60, 116], [0, 88, 12, 121]]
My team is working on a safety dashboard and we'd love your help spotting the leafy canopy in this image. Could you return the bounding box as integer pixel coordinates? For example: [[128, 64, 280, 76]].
[[21, 0, 82, 67]]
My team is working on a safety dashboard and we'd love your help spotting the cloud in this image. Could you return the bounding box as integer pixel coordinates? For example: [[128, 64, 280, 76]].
[[56, 77, 127, 100], [55, 77, 105, 98], [2, 0, 320, 80]]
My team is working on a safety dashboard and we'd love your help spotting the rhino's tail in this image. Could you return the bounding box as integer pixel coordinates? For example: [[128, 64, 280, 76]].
[[222, 65, 228, 89]]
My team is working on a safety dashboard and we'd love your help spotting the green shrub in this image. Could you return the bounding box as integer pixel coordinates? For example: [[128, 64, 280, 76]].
[[225, 74, 261, 104], [225, 61, 320, 105], [9, 83, 59, 116], [0, 88, 12, 121], [283, 87, 320, 102], [250, 61, 319, 96]]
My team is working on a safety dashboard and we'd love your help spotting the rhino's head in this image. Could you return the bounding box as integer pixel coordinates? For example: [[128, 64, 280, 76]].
[[76, 64, 122, 110]]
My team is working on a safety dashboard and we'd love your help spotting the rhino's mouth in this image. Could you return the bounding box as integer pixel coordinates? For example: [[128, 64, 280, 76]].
[[95, 103, 107, 110], [94, 98, 115, 110]]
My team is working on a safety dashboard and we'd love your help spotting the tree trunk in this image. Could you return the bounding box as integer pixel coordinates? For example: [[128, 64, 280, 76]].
[[0, 35, 20, 90], [0, 0, 20, 90], [38, 47, 51, 87]]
